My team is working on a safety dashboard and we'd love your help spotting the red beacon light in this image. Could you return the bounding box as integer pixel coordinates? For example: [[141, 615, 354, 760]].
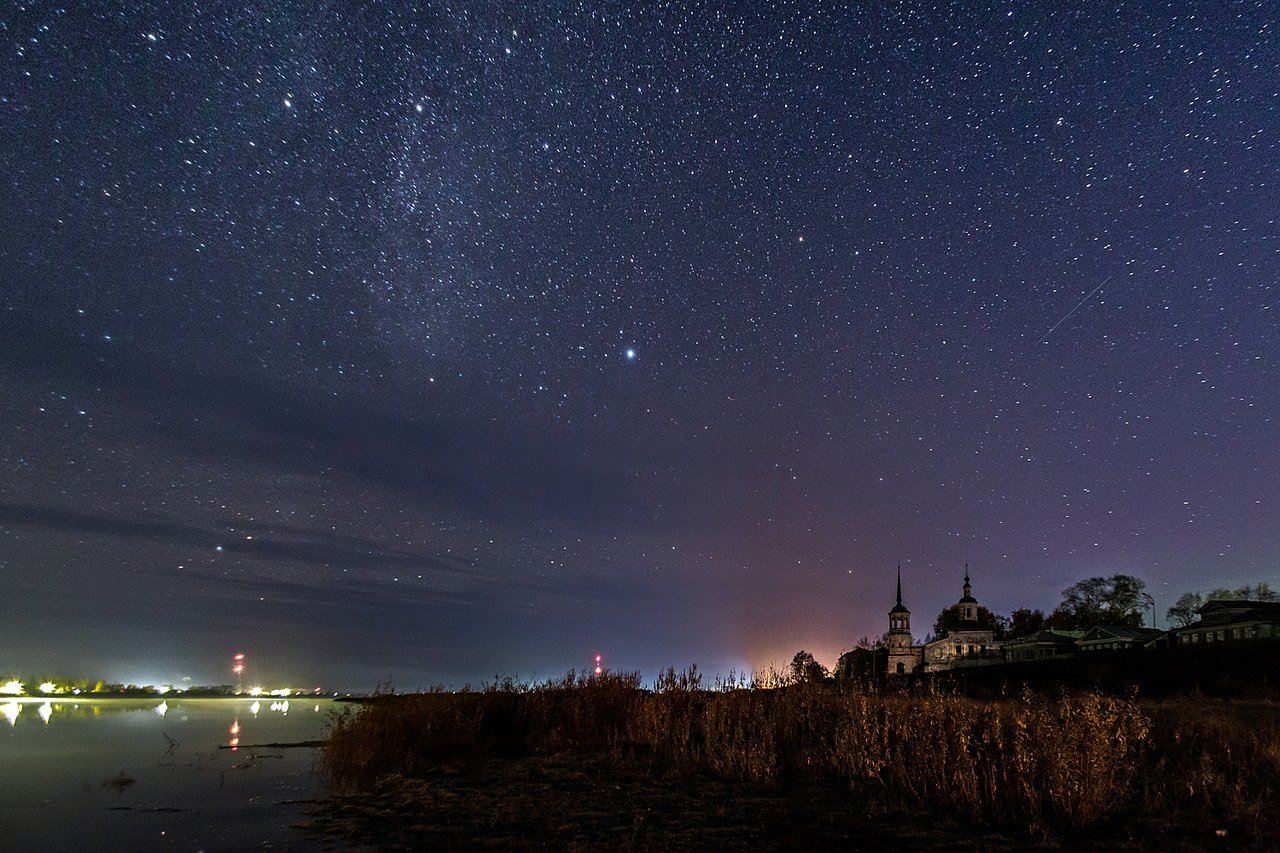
[[594, 654, 603, 676]]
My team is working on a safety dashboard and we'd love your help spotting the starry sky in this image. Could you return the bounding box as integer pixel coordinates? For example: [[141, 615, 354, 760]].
[[2, 2, 1277, 690]]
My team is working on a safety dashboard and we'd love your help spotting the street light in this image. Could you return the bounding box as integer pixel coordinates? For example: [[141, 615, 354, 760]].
[[1139, 593, 1157, 629]]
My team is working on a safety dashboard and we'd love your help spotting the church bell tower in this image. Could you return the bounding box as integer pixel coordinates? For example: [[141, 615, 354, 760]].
[[887, 565, 915, 674], [958, 563, 979, 625]]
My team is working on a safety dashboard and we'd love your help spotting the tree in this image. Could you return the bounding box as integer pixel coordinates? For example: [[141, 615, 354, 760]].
[[1167, 582, 1278, 625], [932, 604, 1007, 639], [1166, 592, 1203, 627], [1058, 574, 1148, 627], [788, 650, 828, 684], [1207, 583, 1278, 602], [1008, 608, 1046, 638], [1044, 606, 1081, 631]]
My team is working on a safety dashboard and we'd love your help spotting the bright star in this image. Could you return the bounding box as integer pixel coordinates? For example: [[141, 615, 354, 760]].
[[625, 348, 636, 361]]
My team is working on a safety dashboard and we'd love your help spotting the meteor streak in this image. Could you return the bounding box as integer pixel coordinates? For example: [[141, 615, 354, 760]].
[[1036, 275, 1113, 346]]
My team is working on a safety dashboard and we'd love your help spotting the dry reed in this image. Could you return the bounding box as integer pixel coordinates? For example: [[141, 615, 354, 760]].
[[323, 670, 1279, 838]]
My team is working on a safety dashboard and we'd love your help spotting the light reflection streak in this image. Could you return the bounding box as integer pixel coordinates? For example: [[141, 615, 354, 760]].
[[1, 701, 19, 725], [38, 702, 53, 724]]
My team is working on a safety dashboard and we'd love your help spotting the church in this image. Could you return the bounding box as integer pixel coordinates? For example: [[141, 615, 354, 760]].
[[887, 567, 1003, 675]]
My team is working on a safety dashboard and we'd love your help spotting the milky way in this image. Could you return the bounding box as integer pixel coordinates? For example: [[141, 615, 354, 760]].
[[2, 2, 1276, 688]]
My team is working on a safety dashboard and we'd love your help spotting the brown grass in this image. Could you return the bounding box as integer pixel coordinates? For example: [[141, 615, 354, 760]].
[[322, 671, 1280, 839]]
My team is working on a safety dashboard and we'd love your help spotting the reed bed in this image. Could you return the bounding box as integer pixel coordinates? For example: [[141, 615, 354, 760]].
[[323, 671, 1279, 838]]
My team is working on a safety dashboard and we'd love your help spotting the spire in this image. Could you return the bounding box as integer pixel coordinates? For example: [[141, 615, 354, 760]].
[[963, 562, 972, 596], [889, 564, 910, 616]]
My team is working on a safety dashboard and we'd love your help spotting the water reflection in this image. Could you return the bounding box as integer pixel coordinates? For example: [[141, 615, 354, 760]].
[[5, 697, 336, 850], [1, 696, 331, 730]]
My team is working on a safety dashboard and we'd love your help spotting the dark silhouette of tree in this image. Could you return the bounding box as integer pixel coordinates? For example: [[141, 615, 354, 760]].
[[1044, 606, 1082, 631], [1166, 592, 1204, 627], [1057, 574, 1148, 627], [1008, 608, 1047, 638], [788, 650, 828, 684], [931, 604, 1008, 639], [1207, 583, 1278, 602]]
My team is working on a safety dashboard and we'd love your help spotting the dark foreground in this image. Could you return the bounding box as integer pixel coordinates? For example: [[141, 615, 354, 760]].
[[302, 754, 1245, 851], [306, 674, 1280, 850]]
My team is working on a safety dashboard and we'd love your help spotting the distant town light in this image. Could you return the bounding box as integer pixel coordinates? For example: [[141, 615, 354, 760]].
[[39, 682, 58, 694], [1, 680, 23, 696]]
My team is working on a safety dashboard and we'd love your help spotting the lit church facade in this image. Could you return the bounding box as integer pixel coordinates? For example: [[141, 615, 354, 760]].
[[887, 567, 1003, 676]]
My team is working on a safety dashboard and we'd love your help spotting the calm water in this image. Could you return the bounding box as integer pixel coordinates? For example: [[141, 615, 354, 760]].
[[0, 696, 349, 851]]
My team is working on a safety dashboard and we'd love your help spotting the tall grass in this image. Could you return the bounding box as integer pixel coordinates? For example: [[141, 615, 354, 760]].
[[323, 672, 1278, 837]]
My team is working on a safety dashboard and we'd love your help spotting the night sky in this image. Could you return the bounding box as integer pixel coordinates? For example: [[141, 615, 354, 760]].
[[3, 2, 1277, 690]]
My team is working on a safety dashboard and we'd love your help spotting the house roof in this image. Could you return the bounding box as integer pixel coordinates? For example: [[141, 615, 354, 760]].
[[1007, 629, 1083, 644], [1079, 625, 1163, 642], [1198, 599, 1280, 614]]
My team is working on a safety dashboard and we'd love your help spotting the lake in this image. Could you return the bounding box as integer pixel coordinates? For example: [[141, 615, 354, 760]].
[[0, 696, 347, 851]]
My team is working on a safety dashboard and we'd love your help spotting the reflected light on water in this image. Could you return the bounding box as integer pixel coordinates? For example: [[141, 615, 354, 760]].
[[249, 701, 261, 716], [1, 701, 19, 725], [228, 719, 240, 751], [155, 701, 168, 717], [38, 702, 53, 724]]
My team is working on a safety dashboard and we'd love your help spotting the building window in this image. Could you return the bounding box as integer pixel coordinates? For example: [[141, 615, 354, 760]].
[[955, 645, 962, 655], [896, 663, 905, 675]]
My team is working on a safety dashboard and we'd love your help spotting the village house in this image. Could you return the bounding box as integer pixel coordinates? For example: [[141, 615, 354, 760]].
[[1170, 600, 1280, 647], [1004, 629, 1083, 663], [1076, 625, 1164, 653]]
